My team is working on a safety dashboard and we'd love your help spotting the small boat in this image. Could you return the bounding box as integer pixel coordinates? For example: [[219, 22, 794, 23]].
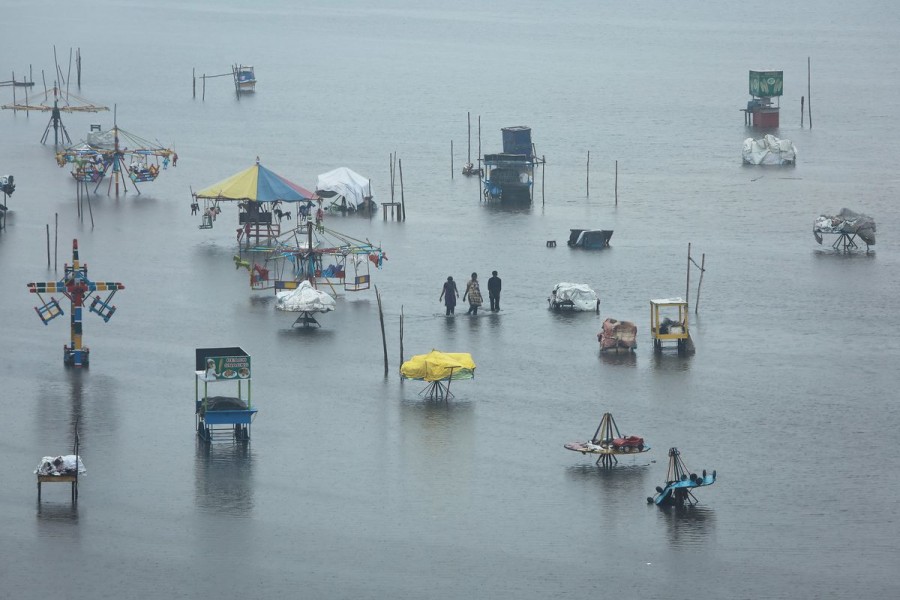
[[568, 228, 613, 249], [234, 65, 256, 93]]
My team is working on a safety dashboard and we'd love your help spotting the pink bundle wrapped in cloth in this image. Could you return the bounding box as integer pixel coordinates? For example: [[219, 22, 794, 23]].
[[598, 318, 637, 352]]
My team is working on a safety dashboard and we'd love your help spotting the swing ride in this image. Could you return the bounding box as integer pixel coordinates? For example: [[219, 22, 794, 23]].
[[27, 239, 125, 367], [400, 350, 476, 401], [2, 85, 108, 146], [191, 158, 316, 246], [647, 447, 716, 507], [565, 412, 650, 467], [238, 219, 387, 297], [55, 115, 177, 196]]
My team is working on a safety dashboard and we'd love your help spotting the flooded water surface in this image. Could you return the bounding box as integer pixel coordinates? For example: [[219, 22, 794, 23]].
[[2, 1, 899, 598]]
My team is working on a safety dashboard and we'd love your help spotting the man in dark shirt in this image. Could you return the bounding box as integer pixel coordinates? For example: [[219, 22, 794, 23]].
[[488, 271, 501, 312]]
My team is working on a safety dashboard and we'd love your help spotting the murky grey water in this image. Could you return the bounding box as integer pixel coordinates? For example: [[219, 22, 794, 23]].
[[2, 1, 899, 598]]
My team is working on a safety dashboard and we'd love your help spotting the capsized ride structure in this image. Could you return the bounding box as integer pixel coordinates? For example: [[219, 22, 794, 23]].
[[400, 349, 476, 401], [647, 447, 716, 507], [568, 228, 613, 249], [814, 208, 875, 252], [27, 239, 125, 367], [565, 412, 649, 467]]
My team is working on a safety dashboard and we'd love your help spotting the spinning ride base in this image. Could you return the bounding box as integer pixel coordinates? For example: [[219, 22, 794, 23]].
[[292, 311, 320, 328], [419, 380, 454, 401]]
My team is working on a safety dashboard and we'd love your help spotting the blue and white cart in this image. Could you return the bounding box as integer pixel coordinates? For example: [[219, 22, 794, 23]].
[[195, 347, 258, 442]]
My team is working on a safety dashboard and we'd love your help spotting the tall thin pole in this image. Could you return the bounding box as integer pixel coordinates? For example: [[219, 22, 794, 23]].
[[54, 213, 58, 271], [586, 151, 590, 198], [477, 116, 482, 202], [615, 160, 618, 206], [76, 48, 81, 88], [376, 286, 388, 377], [807, 57, 812, 129], [541, 156, 546, 206], [685, 242, 691, 306], [800, 96, 805, 128], [695, 253, 705, 314], [450, 140, 454, 179], [46, 224, 51, 268], [399, 158, 406, 221], [390, 152, 395, 202], [467, 111, 471, 164], [399, 306, 404, 370]]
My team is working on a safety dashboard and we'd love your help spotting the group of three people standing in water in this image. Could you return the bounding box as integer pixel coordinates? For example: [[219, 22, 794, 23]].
[[439, 271, 501, 316]]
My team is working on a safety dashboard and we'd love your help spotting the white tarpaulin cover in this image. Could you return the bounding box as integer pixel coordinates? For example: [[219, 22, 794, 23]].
[[814, 208, 876, 246], [549, 282, 599, 311], [315, 167, 373, 209], [35, 455, 86, 476], [276, 281, 336, 313], [742, 134, 797, 165]]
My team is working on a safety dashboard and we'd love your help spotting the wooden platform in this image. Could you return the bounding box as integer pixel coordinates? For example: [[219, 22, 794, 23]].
[[37, 473, 78, 502]]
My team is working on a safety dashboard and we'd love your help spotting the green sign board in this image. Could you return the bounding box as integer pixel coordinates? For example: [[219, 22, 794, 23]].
[[749, 70, 783, 97], [203, 355, 251, 381]]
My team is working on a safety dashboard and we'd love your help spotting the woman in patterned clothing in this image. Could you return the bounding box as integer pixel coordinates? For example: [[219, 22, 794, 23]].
[[463, 272, 483, 315]]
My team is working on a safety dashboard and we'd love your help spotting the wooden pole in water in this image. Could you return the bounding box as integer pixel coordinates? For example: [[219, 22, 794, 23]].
[[477, 116, 482, 202], [541, 155, 547, 206], [615, 160, 618, 206], [376, 285, 388, 377], [87, 193, 94, 228], [76, 48, 81, 88], [202, 74, 206, 101], [807, 57, 812, 129], [800, 96, 805, 128], [467, 111, 472, 164], [399, 158, 406, 221], [450, 140, 453, 179], [389, 152, 395, 202], [695, 253, 705, 314], [685, 242, 691, 306], [399, 306, 404, 370], [586, 151, 590, 198], [192, 68, 196, 99], [46, 224, 50, 268], [66, 48, 73, 98]]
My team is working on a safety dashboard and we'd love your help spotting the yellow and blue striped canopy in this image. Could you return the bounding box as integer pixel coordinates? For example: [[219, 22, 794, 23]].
[[194, 161, 316, 203]]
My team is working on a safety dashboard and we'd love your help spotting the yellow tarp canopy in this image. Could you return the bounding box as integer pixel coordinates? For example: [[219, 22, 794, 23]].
[[400, 349, 476, 382]]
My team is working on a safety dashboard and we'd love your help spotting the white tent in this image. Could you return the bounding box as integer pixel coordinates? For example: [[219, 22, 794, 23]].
[[315, 167, 373, 209]]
